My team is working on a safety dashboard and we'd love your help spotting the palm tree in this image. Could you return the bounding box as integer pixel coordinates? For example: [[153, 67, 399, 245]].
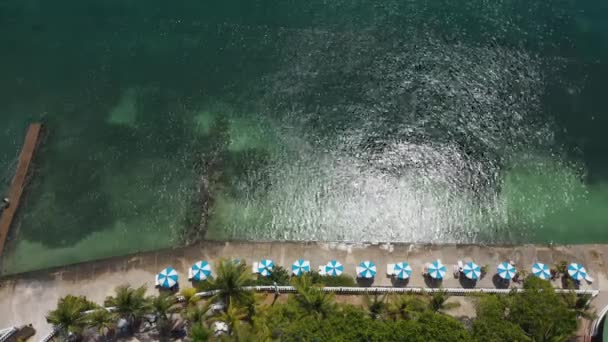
[[182, 301, 213, 342], [180, 287, 200, 308], [184, 302, 210, 325], [104, 285, 150, 333], [210, 302, 248, 331], [209, 303, 255, 341], [230, 323, 257, 342], [429, 290, 460, 312], [46, 295, 91, 341], [250, 307, 273, 341], [150, 293, 178, 321], [387, 294, 429, 321], [290, 274, 335, 318], [190, 323, 212, 342], [363, 293, 388, 320], [208, 260, 255, 307], [149, 293, 180, 338], [85, 309, 115, 341]]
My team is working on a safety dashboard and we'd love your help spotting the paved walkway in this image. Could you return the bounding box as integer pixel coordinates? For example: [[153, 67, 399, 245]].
[[1, 241, 607, 338]]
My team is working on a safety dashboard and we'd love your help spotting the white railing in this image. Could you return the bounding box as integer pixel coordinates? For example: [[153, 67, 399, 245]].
[[182, 285, 599, 299], [0, 327, 18, 342]]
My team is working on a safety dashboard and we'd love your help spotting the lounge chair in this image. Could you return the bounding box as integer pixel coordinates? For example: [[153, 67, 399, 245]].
[[453, 265, 460, 278], [423, 264, 430, 275], [585, 275, 594, 284], [457, 260, 464, 272], [387, 263, 395, 276], [252, 262, 259, 274], [154, 275, 160, 287], [188, 268, 194, 280]]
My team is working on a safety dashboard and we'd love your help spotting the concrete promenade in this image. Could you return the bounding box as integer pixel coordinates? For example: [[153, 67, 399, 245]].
[[1, 241, 608, 338]]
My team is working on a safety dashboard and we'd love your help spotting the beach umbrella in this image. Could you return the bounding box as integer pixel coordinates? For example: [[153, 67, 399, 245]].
[[258, 259, 274, 277], [357, 261, 377, 279], [394, 262, 412, 280], [291, 259, 311, 276], [532, 262, 551, 280], [463, 261, 481, 280], [428, 260, 446, 280], [325, 260, 344, 277], [191, 261, 212, 281], [567, 263, 587, 281], [157, 267, 179, 288], [497, 262, 516, 280]]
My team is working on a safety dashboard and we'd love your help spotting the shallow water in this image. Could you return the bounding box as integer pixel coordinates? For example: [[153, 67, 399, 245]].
[[1, 0, 608, 273]]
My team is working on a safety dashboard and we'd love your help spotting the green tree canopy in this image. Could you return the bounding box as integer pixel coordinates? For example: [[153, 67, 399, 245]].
[[472, 295, 531, 342], [508, 278, 578, 341]]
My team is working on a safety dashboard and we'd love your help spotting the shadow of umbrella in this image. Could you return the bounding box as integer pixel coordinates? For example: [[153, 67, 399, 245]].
[[459, 276, 477, 289], [492, 274, 510, 289], [357, 277, 375, 287], [158, 284, 179, 294], [391, 277, 410, 288], [424, 275, 443, 288]]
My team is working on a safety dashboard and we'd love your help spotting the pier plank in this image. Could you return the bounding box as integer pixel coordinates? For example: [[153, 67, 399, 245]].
[[0, 123, 42, 258]]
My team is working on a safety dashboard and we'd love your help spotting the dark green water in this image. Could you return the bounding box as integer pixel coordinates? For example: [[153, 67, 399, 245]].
[[1, 0, 608, 273]]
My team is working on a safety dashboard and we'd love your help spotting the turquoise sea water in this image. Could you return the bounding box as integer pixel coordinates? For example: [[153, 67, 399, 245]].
[[1, 0, 608, 273]]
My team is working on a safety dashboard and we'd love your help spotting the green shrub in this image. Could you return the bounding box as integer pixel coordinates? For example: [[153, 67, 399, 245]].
[[480, 265, 489, 278], [511, 277, 578, 340], [556, 260, 568, 275], [253, 266, 291, 286], [309, 271, 356, 286]]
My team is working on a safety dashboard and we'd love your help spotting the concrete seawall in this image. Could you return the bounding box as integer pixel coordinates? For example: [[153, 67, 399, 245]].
[[1, 241, 608, 338]]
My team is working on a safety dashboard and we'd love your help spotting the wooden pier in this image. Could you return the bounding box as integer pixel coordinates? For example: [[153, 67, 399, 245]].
[[0, 123, 42, 258]]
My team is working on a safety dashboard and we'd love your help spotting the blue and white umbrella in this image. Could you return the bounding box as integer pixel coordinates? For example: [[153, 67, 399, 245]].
[[497, 262, 516, 280], [357, 261, 377, 279], [258, 259, 274, 277], [463, 261, 481, 280], [157, 267, 179, 288], [532, 262, 551, 280], [325, 260, 344, 277], [428, 260, 446, 280], [291, 259, 311, 276], [567, 263, 587, 281], [191, 261, 212, 281], [394, 262, 412, 280]]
